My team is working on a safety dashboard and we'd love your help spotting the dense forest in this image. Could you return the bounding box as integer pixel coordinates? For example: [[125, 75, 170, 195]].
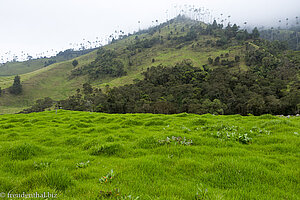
[[71, 48, 127, 79], [56, 58, 299, 115], [260, 27, 300, 51]]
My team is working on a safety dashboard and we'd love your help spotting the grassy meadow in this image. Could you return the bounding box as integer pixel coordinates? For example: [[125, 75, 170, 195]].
[[0, 110, 299, 199]]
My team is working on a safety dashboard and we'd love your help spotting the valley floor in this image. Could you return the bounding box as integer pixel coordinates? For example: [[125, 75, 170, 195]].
[[0, 110, 299, 199]]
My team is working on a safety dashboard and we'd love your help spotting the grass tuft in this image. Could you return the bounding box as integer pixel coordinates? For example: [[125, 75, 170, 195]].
[[7, 143, 40, 160]]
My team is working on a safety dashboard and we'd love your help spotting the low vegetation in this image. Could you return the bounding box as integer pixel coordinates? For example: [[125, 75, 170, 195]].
[[0, 110, 299, 199]]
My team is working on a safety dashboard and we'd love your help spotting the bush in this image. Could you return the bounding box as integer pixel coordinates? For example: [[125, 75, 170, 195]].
[[72, 59, 79, 67], [9, 75, 22, 95], [20, 97, 54, 114]]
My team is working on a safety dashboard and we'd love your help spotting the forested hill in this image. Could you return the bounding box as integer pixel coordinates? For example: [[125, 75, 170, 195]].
[[20, 16, 300, 115]]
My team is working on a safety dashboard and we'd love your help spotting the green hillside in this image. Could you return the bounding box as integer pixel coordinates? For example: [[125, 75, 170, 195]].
[[0, 110, 299, 199], [1, 16, 299, 115], [0, 51, 97, 114], [0, 49, 95, 76], [0, 17, 244, 113]]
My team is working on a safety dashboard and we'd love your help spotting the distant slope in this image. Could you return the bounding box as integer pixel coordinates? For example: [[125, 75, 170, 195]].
[[0, 50, 97, 113], [0, 49, 95, 76], [74, 17, 248, 89]]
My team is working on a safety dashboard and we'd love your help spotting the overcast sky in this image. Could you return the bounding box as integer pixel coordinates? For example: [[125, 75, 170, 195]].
[[0, 0, 299, 62]]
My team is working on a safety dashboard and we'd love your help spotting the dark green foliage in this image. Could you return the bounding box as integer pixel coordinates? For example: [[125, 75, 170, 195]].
[[71, 48, 126, 79], [44, 59, 56, 67], [59, 93, 86, 111], [216, 37, 228, 46], [83, 83, 93, 95], [9, 75, 22, 95], [20, 97, 54, 114], [236, 30, 250, 41], [0, 87, 2, 96], [214, 57, 220, 65], [172, 28, 199, 44], [252, 27, 260, 39], [212, 20, 218, 29], [260, 28, 300, 50], [72, 59, 78, 67], [220, 59, 235, 67], [185, 29, 198, 41], [56, 48, 94, 60], [127, 37, 160, 50]]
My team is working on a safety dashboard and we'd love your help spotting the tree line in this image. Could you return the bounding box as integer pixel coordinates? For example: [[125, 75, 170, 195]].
[[23, 52, 299, 115]]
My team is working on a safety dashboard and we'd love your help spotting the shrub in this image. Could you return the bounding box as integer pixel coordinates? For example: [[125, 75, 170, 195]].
[[72, 59, 79, 67], [9, 75, 22, 95]]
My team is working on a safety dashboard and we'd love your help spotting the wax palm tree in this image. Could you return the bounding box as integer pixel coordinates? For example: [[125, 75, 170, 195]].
[[278, 20, 282, 29], [271, 27, 274, 41], [244, 22, 247, 30]]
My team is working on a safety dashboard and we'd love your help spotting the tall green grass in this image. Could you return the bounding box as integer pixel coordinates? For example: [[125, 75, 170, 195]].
[[0, 111, 299, 199]]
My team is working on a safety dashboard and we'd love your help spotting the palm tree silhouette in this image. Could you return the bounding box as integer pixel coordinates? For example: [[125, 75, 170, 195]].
[[278, 20, 282, 29]]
